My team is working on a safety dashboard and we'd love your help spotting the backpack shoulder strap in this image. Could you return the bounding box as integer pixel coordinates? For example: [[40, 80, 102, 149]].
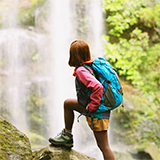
[[82, 64, 92, 73]]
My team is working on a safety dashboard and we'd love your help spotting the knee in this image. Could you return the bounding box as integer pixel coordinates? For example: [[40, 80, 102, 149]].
[[64, 99, 70, 108], [64, 99, 73, 109]]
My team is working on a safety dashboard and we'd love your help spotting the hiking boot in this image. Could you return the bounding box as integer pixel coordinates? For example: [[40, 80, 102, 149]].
[[49, 129, 73, 148]]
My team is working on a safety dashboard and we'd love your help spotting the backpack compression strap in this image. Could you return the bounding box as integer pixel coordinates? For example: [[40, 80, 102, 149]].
[[82, 64, 112, 84]]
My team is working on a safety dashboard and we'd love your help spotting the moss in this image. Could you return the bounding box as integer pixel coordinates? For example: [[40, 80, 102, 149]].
[[18, 0, 47, 27], [0, 116, 32, 159], [19, 135, 25, 140]]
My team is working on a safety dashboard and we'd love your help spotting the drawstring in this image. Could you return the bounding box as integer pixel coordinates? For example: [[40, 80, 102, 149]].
[[77, 112, 86, 122], [90, 113, 94, 129], [77, 111, 94, 129]]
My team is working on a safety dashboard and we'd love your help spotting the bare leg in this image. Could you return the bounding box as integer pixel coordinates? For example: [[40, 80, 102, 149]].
[[93, 131, 115, 160], [64, 99, 83, 131]]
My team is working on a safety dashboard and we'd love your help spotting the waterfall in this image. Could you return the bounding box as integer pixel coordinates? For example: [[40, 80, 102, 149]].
[[0, 29, 26, 131], [47, 0, 74, 136], [0, 0, 52, 141], [0, 0, 104, 158], [89, 0, 104, 56], [1, 0, 19, 28], [0, 28, 51, 134], [0, 0, 26, 131]]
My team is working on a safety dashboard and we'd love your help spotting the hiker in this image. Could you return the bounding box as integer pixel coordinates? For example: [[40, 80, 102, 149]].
[[49, 40, 115, 160]]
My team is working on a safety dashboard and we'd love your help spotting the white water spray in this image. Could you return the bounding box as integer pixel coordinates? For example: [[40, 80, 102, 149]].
[[0, 0, 26, 131], [0, 28, 51, 134], [0, 0, 104, 158], [47, 0, 75, 136], [1, 0, 19, 28], [89, 0, 104, 56]]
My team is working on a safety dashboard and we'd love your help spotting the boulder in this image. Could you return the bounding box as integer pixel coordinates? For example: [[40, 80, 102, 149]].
[[33, 145, 96, 160], [0, 116, 32, 160], [129, 143, 160, 160]]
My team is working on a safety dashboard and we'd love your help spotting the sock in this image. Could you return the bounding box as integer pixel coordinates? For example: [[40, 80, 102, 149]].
[[65, 128, 72, 135]]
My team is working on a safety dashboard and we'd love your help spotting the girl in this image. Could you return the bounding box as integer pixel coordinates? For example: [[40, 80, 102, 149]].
[[49, 40, 115, 160]]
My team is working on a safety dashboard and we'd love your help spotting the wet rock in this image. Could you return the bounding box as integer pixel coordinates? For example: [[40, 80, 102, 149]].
[[0, 116, 32, 160], [33, 145, 96, 160], [129, 143, 160, 160]]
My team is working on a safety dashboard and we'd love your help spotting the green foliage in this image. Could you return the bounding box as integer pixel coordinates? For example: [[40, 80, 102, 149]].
[[102, 0, 160, 93], [110, 83, 160, 148], [139, 2, 160, 27], [18, 0, 47, 27], [102, 0, 141, 36], [31, 0, 39, 3], [103, 28, 149, 87], [102, 0, 160, 149], [32, 53, 39, 61]]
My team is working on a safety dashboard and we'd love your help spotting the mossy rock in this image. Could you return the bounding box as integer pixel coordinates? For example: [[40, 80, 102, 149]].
[[129, 143, 160, 160], [0, 116, 32, 160]]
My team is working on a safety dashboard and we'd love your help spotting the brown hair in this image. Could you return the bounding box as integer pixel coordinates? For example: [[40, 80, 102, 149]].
[[68, 40, 91, 67]]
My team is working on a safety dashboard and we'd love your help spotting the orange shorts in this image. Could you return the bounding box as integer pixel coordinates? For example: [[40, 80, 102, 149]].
[[86, 116, 110, 131]]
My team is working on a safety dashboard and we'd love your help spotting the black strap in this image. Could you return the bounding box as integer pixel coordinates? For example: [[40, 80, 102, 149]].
[[96, 72, 111, 84], [82, 64, 92, 73], [82, 64, 111, 84]]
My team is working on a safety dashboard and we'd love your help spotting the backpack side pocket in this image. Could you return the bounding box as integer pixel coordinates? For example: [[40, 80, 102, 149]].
[[104, 84, 116, 110]]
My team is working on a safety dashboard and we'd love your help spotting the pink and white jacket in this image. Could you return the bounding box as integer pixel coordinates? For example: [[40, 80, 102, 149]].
[[75, 66, 103, 112]]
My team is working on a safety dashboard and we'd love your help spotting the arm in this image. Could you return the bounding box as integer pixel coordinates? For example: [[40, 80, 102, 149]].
[[76, 67, 103, 112]]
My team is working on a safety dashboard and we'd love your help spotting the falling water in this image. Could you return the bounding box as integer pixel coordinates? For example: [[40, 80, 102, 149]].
[[0, 0, 104, 159], [0, 29, 25, 131], [47, 0, 74, 136], [1, 0, 19, 28], [0, 28, 51, 134], [0, 0, 25, 131], [89, 0, 104, 56]]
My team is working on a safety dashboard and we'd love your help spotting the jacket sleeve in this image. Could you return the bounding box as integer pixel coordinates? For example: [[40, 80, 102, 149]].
[[76, 67, 103, 112]]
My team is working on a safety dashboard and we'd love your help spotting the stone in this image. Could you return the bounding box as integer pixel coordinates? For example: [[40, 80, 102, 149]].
[[129, 143, 160, 160], [0, 116, 32, 160], [33, 145, 96, 160]]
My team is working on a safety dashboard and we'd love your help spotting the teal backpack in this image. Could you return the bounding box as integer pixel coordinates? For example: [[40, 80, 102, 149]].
[[83, 57, 123, 111], [92, 57, 123, 110]]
